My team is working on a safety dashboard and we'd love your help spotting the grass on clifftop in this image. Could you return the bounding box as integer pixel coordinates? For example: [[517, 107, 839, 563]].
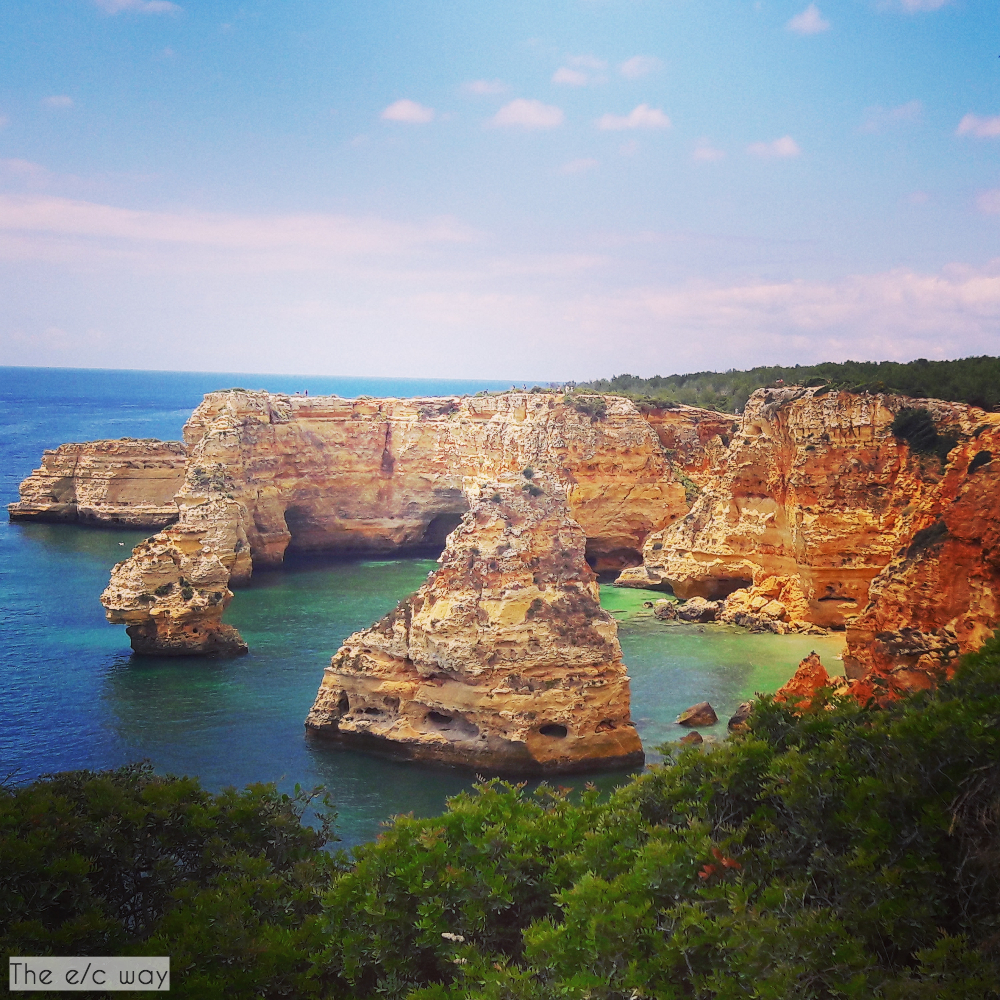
[[4, 637, 1000, 997], [576, 355, 1000, 414]]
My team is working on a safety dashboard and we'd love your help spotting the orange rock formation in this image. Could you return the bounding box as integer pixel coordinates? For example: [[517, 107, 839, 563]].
[[102, 390, 691, 654], [8, 439, 186, 528], [305, 474, 644, 774]]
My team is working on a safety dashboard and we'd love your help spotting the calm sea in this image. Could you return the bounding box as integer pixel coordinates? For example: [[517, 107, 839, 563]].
[[0, 366, 844, 846]]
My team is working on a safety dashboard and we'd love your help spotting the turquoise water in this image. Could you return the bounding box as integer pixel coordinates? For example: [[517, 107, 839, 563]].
[[1, 367, 844, 846]]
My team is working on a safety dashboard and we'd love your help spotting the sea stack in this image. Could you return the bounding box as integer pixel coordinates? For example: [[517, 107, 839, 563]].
[[305, 473, 644, 774]]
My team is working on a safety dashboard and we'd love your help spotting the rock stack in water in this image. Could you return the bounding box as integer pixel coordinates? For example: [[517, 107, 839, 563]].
[[305, 474, 644, 774]]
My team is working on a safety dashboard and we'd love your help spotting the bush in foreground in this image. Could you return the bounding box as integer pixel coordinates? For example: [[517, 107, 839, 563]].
[[4, 637, 1000, 997]]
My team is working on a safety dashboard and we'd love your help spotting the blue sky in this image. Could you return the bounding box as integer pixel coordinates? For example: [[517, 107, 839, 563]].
[[1, 0, 998, 380]]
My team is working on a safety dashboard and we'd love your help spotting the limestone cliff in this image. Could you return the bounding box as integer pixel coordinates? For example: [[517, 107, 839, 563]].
[[844, 417, 1000, 685], [104, 390, 687, 654], [8, 439, 186, 528], [305, 474, 644, 774], [617, 387, 972, 631], [639, 404, 736, 487]]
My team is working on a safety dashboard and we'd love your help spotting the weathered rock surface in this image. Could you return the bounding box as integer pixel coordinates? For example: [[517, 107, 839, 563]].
[[8, 439, 186, 528], [676, 701, 718, 727], [104, 390, 689, 654], [844, 418, 1000, 684], [639, 404, 736, 487], [675, 597, 721, 623], [727, 701, 753, 732], [618, 388, 974, 631], [304, 474, 644, 774]]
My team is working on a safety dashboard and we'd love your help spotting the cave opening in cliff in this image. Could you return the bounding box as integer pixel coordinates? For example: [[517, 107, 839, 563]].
[[419, 513, 464, 552]]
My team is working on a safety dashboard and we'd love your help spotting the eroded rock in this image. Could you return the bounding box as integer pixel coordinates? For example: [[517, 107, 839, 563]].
[[304, 474, 644, 774], [8, 438, 186, 528], [676, 701, 718, 727]]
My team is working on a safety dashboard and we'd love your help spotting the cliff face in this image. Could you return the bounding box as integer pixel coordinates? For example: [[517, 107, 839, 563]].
[[618, 387, 973, 629], [305, 474, 643, 774], [103, 390, 688, 654], [639, 405, 736, 487], [844, 418, 1000, 686], [8, 439, 186, 528]]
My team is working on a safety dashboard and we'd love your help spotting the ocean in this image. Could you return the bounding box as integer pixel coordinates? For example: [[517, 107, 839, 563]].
[[0, 366, 844, 846]]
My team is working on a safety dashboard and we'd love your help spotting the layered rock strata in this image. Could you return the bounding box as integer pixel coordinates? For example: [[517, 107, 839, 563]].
[[618, 387, 971, 625], [103, 390, 689, 654], [844, 418, 1000, 683], [305, 475, 644, 774], [8, 439, 186, 528]]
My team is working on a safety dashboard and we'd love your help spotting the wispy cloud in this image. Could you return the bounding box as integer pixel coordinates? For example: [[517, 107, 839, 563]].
[[620, 55, 662, 79], [596, 105, 671, 130], [94, 0, 181, 13], [463, 79, 507, 96], [559, 158, 599, 175], [380, 99, 435, 124], [490, 99, 564, 129], [693, 140, 725, 162], [956, 113, 1000, 138], [42, 95, 75, 109], [860, 100, 922, 133], [787, 4, 831, 34], [552, 67, 588, 86], [747, 136, 801, 158], [0, 194, 475, 260]]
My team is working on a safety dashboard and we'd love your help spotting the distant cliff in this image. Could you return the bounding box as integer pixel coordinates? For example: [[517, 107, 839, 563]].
[[8, 438, 186, 528], [101, 390, 717, 655]]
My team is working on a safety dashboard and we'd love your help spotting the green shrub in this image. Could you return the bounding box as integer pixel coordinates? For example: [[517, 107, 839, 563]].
[[891, 407, 959, 464], [0, 763, 337, 997]]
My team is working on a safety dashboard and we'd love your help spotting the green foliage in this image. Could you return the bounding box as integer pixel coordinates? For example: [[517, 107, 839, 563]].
[[521, 482, 544, 497], [153, 582, 173, 597], [891, 407, 960, 464], [521, 466, 534, 479], [578, 355, 1000, 413], [8, 639, 1000, 998], [566, 395, 608, 421], [0, 763, 337, 998]]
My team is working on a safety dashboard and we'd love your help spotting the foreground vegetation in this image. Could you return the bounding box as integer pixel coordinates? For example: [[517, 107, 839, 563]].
[[577, 355, 1000, 413], [5, 637, 1000, 998]]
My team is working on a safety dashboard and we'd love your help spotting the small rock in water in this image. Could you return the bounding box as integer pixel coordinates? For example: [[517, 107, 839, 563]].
[[727, 701, 754, 732], [679, 731, 704, 745], [676, 701, 718, 726], [653, 599, 677, 620], [676, 597, 721, 623]]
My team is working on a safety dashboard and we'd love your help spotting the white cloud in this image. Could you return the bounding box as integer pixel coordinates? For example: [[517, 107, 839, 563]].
[[94, 0, 181, 12], [463, 79, 507, 95], [43, 95, 75, 108], [568, 54, 607, 70], [596, 104, 671, 130], [490, 99, 564, 129], [977, 190, 1000, 214], [956, 113, 1000, 138], [559, 158, 599, 175], [620, 55, 662, 79], [787, 4, 831, 34], [0, 194, 475, 261], [693, 140, 725, 162], [747, 135, 801, 158], [380, 99, 435, 124], [860, 100, 922, 133], [552, 67, 588, 86]]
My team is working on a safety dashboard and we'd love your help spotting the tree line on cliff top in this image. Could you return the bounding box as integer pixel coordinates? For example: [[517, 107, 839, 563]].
[[4, 637, 1000, 998], [576, 355, 1000, 414]]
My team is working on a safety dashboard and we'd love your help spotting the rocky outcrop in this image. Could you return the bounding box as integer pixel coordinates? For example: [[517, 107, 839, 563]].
[[844, 417, 1000, 683], [617, 387, 974, 633], [639, 404, 736, 487], [8, 439, 186, 528], [304, 474, 644, 774], [104, 390, 689, 654]]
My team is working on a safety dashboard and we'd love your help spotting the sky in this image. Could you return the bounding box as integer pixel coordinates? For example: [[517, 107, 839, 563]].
[[0, 0, 998, 381]]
